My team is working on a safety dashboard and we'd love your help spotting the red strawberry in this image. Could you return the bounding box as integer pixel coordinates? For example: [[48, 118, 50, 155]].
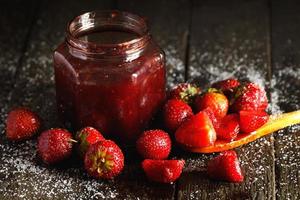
[[212, 78, 240, 97], [136, 130, 171, 160], [142, 159, 185, 183], [168, 83, 201, 104], [76, 127, 105, 158], [239, 110, 269, 133], [207, 150, 244, 182], [194, 89, 229, 119], [175, 111, 216, 148], [231, 82, 268, 112], [203, 107, 220, 130], [37, 128, 73, 164], [163, 99, 193, 132], [6, 107, 41, 141], [84, 140, 124, 179], [216, 114, 240, 141]]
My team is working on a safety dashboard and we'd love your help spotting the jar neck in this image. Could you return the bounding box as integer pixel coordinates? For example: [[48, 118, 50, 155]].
[[66, 10, 151, 60]]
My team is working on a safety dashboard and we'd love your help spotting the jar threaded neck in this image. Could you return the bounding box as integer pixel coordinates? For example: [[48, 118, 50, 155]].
[[66, 10, 150, 58]]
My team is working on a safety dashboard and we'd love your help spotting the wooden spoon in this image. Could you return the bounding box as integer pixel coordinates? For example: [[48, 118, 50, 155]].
[[182, 110, 300, 153]]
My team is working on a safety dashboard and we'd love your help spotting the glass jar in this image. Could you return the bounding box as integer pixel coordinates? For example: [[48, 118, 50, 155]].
[[53, 11, 166, 142]]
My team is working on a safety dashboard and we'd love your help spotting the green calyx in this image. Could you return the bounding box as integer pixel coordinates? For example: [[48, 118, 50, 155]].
[[179, 85, 200, 104], [207, 88, 222, 94], [77, 132, 89, 157], [234, 88, 242, 99], [230, 85, 244, 105], [89, 147, 114, 176]]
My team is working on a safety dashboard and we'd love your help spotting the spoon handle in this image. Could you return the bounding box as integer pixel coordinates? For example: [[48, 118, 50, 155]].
[[256, 110, 300, 135]]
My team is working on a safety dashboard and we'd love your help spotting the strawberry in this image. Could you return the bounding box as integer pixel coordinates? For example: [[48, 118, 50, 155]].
[[84, 140, 124, 179], [239, 110, 269, 133], [6, 107, 41, 141], [175, 111, 216, 148], [142, 159, 185, 183], [231, 82, 268, 112], [136, 130, 171, 160], [37, 128, 73, 164], [194, 89, 229, 119], [76, 127, 105, 158], [203, 107, 220, 130], [168, 83, 201, 104], [163, 99, 193, 132], [216, 114, 240, 141], [212, 78, 240, 97], [207, 150, 244, 182]]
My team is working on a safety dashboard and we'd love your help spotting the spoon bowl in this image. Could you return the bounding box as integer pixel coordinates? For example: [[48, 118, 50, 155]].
[[181, 110, 300, 153]]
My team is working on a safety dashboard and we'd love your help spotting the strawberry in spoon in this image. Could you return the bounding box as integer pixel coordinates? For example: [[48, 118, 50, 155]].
[[180, 110, 300, 153]]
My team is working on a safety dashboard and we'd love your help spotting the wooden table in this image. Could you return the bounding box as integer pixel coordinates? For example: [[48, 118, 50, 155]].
[[0, 0, 299, 199]]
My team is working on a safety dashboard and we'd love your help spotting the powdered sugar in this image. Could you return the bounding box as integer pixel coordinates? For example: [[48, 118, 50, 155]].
[[271, 63, 300, 199], [165, 44, 185, 88], [0, 137, 121, 200], [271, 63, 300, 197], [188, 38, 268, 89], [271, 65, 300, 113]]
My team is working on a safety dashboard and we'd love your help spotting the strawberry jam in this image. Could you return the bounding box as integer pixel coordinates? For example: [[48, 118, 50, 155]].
[[54, 11, 166, 141]]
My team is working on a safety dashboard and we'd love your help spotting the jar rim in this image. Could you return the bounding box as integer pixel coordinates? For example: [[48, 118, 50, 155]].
[[66, 10, 151, 57]]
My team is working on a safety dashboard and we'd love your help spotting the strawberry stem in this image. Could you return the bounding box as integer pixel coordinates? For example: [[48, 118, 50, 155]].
[[69, 139, 78, 143]]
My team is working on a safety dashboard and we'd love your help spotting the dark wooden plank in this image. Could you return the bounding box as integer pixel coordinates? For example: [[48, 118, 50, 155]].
[[117, 0, 190, 88], [0, 0, 37, 120], [0, 1, 39, 198], [271, 0, 300, 199], [177, 0, 275, 199]]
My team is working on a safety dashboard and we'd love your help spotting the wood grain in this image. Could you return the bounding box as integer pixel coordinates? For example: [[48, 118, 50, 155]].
[[271, 0, 300, 199], [0, 0, 39, 199], [177, 0, 275, 199], [0, 0, 37, 121]]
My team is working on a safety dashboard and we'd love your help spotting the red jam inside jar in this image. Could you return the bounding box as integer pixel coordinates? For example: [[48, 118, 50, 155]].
[[53, 11, 166, 141]]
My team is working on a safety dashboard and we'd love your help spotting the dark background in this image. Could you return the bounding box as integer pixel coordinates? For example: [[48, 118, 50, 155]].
[[0, 0, 299, 199]]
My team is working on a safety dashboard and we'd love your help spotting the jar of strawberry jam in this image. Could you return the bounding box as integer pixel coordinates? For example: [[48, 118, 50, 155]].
[[53, 11, 166, 142]]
